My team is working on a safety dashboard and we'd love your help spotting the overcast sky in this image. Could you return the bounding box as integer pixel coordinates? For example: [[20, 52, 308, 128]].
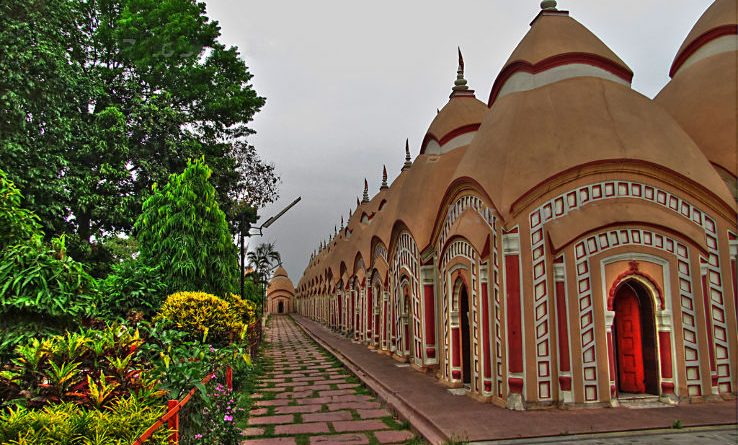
[[204, 0, 714, 282]]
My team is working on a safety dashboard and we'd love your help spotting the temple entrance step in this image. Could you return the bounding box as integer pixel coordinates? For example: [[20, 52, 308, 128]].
[[618, 393, 672, 409]]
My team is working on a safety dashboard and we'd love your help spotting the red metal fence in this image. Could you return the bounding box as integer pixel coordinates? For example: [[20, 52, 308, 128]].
[[133, 321, 262, 444]]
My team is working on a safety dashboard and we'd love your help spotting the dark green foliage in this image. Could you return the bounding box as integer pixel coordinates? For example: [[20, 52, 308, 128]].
[[0, 1, 83, 236], [1, 0, 277, 272], [135, 159, 239, 296], [100, 258, 168, 317]]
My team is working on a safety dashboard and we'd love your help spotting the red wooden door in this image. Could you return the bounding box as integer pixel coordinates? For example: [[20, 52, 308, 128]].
[[615, 288, 645, 393]]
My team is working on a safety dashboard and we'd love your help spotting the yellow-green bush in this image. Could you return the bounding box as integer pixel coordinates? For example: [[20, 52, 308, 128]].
[[155, 292, 243, 345], [0, 397, 169, 444], [224, 293, 257, 325]]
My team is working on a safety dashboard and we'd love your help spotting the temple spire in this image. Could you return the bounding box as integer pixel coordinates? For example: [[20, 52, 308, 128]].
[[340, 215, 344, 229], [451, 47, 474, 97], [380, 165, 388, 189], [362, 178, 369, 203], [356, 196, 360, 207], [402, 139, 412, 171]]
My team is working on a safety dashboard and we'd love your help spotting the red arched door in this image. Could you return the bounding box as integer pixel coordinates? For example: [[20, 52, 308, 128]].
[[615, 286, 645, 393]]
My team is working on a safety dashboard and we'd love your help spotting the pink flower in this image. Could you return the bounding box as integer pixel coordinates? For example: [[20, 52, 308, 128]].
[[224, 414, 233, 422], [195, 433, 203, 439]]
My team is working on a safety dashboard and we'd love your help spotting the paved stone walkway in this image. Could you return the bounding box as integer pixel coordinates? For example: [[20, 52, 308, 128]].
[[242, 315, 419, 445]]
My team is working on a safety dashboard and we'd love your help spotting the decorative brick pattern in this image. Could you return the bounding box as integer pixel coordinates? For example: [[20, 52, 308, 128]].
[[390, 231, 421, 362], [530, 180, 731, 400]]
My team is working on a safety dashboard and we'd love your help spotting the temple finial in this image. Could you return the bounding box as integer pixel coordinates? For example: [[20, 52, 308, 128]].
[[349, 207, 353, 218], [381, 165, 388, 189], [402, 139, 412, 171], [356, 196, 360, 207], [362, 179, 369, 203], [340, 215, 344, 229], [452, 47, 469, 93], [541, 0, 557, 10]]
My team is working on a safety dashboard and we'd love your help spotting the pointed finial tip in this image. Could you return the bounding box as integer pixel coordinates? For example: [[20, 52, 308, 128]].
[[362, 178, 370, 203], [452, 47, 468, 92], [541, 0, 557, 10]]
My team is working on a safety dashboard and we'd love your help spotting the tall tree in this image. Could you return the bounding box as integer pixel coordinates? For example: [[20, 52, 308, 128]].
[[0, 0, 278, 272], [134, 158, 239, 296]]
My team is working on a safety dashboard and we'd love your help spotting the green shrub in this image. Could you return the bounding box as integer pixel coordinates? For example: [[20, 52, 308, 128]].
[[100, 258, 168, 317], [0, 168, 42, 248], [0, 236, 100, 320], [0, 396, 169, 444], [155, 291, 243, 345], [0, 235, 102, 357]]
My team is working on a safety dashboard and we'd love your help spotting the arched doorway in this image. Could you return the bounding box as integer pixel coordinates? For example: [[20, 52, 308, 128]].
[[402, 285, 414, 359], [613, 280, 659, 395], [278, 301, 284, 314], [456, 279, 472, 386]]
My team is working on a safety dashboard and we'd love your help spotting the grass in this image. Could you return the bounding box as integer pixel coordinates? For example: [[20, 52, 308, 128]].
[[235, 337, 273, 431], [381, 416, 404, 430]]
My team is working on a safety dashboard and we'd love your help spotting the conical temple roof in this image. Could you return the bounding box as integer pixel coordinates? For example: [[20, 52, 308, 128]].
[[456, 6, 734, 223], [671, 0, 737, 76], [489, 7, 633, 105], [655, 0, 737, 197], [267, 266, 295, 295]]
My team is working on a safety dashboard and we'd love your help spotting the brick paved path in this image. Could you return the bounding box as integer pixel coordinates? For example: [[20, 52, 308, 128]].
[[242, 315, 419, 445]]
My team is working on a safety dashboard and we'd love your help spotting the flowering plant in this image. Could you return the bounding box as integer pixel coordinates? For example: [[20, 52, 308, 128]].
[[181, 371, 244, 444]]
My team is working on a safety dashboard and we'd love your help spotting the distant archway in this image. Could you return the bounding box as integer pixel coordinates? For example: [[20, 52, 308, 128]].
[[613, 280, 659, 395]]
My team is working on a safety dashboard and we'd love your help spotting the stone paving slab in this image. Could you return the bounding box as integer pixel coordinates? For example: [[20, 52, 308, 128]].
[[293, 314, 737, 444], [241, 315, 417, 445]]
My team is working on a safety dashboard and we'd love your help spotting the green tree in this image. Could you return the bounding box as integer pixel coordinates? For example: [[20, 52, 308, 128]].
[[247, 242, 281, 283], [247, 242, 281, 310], [1, 0, 278, 272], [134, 158, 238, 296]]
